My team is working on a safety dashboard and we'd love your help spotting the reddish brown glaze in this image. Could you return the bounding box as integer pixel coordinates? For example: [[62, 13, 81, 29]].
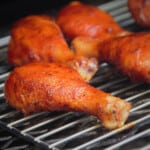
[[56, 1, 125, 41], [99, 33, 150, 83], [8, 15, 98, 81], [8, 15, 74, 66], [56, 1, 130, 59], [71, 30, 131, 59], [71, 36, 102, 59], [128, 0, 150, 28], [5, 62, 131, 129]]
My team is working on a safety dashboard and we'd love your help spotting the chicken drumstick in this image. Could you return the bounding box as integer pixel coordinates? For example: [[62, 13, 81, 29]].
[[99, 33, 150, 83], [56, 1, 128, 41], [56, 1, 130, 59], [8, 15, 74, 65], [5, 62, 131, 129], [8, 15, 98, 81]]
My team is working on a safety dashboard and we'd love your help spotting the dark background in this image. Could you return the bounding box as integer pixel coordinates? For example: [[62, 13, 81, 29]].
[[0, 0, 110, 36]]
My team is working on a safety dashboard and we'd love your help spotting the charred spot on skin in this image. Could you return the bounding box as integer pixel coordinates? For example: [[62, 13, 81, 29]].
[[62, 103, 69, 109], [13, 81, 18, 92], [36, 28, 43, 34], [32, 100, 40, 107], [112, 109, 117, 120], [48, 57, 54, 62]]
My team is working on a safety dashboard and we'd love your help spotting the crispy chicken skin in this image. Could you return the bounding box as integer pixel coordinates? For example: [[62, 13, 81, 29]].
[[8, 15, 74, 65], [71, 37, 102, 59], [128, 0, 150, 28], [99, 33, 150, 83], [56, 1, 130, 59], [71, 30, 131, 60], [4, 62, 131, 129], [8, 15, 98, 81], [56, 1, 126, 41]]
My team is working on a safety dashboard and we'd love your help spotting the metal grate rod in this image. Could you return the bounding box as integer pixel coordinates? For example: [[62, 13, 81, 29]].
[[99, 0, 127, 11], [97, 77, 127, 89], [139, 144, 150, 150], [110, 6, 128, 16], [130, 101, 150, 112], [35, 117, 92, 141], [111, 83, 141, 95], [48, 124, 101, 149], [7, 112, 47, 128], [47, 99, 150, 149], [0, 111, 19, 119], [126, 90, 150, 101], [0, 93, 4, 99], [0, 83, 4, 90], [105, 129, 150, 150], [0, 72, 10, 81], [0, 36, 10, 47], [72, 114, 150, 150], [21, 112, 73, 134], [115, 12, 132, 22], [119, 18, 135, 27]]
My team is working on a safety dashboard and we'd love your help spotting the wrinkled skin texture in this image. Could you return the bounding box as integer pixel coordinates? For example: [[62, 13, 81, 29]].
[[56, 1, 126, 41], [128, 0, 150, 28], [8, 15, 74, 65], [5, 62, 131, 129], [99, 33, 150, 83], [8, 15, 98, 81]]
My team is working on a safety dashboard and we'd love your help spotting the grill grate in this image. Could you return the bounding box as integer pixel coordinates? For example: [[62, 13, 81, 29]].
[[0, 127, 35, 150], [0, 0, 150, 149]]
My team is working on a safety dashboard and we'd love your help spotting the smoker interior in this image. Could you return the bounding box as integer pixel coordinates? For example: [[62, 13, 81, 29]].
[[0, 0, 150, 150]]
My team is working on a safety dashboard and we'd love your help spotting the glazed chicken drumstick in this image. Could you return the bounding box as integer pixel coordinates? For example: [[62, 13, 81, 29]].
[[56, 1, 130, 59], [5, 62, 131, 129], [8, 15, 98, 81], [8, 15, 74, 65], [56, 1, 127, 41], [99, 33, 150, 83]]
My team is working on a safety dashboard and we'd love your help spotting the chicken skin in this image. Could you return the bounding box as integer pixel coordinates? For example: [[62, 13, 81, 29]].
[[99, 33, 150, 83], [56, 1, 127, 41], [56, 1, 130, 59], [8, 15, 74, 65], [8, 15, 98, 81], [128, 0, 150, 28], [71, 36, 102, 59], [4, 62, 131, 129]]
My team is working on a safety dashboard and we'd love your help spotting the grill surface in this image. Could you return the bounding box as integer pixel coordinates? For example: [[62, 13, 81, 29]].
[[0, 0, 150, 149], [0, 127, 36, 150]]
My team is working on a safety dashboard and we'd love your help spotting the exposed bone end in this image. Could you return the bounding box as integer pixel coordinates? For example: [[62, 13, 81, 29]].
[[67, 56, 98, 82], [98, 95, 131, 129]]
